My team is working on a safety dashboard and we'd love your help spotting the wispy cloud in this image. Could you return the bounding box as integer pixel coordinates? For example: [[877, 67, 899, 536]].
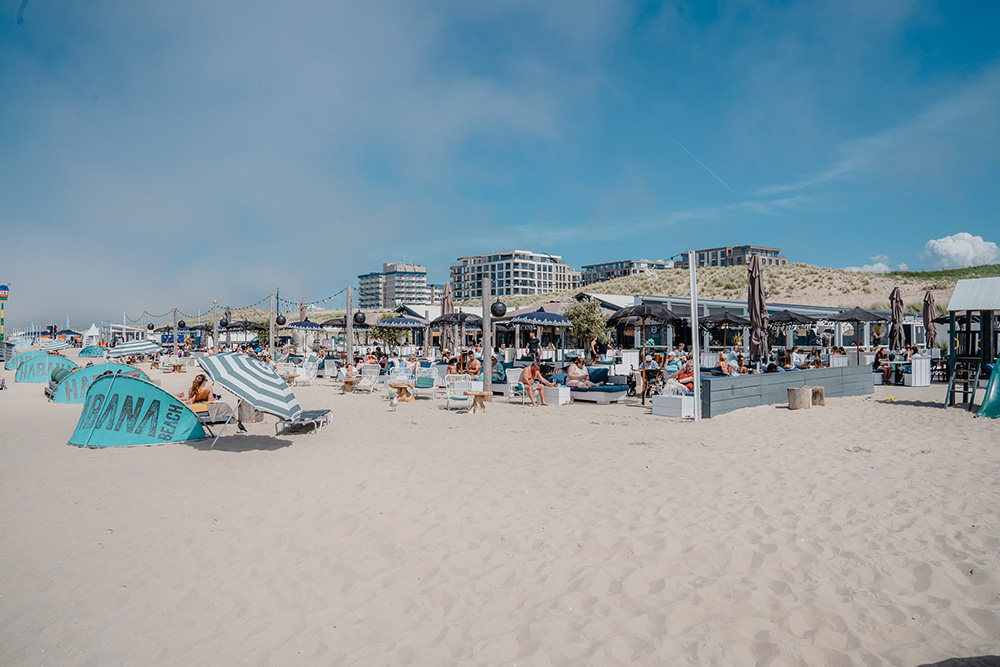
[[756, 62, 1000, 196]]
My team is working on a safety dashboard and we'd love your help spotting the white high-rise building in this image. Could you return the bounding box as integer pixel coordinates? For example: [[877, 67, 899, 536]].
[[450, 250, 580, 300], [358, 263, 433, 308]]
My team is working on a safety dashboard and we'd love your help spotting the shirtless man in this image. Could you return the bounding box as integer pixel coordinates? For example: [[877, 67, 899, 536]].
[[518, 361, 555, 406]]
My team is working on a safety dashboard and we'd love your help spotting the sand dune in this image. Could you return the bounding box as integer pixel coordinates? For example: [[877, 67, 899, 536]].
[[1, 354, 998, 665]]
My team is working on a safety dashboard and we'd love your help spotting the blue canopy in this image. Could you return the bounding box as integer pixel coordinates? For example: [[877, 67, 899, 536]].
[[52, 364, 149, 404], [377, 317, 427, 329], [4, 349, 46, 371], [15, 354, 79, 383], [68, 375, 207, 447], [509, 309, 571, 328]]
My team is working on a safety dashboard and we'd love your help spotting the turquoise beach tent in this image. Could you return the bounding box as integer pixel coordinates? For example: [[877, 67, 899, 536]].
[[51, 364, 150, 404], [68, 375, 207, 447], [79, 345, 107, 358], [4, 349, 46, 371], [14, 354, 79, 382]]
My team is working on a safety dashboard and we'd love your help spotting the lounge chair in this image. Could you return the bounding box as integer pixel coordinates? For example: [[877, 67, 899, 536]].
[[553, 367, 629, 404], [356, 363, 381, 393], [412, 368, 440, 399], [275, 409, 331, 435], [504, 367, 527, 405], [444, 374, 474, 410], [294, 361, 318, 386]]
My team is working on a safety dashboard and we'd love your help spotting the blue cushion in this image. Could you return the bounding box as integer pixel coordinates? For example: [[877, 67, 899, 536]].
[[552, 372, 568, 385], [589, 368, 610, 384], [574, 384, 628, 393]]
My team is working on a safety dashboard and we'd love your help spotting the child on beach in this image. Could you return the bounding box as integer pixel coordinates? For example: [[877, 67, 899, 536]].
[[0, 377, 5, 390]]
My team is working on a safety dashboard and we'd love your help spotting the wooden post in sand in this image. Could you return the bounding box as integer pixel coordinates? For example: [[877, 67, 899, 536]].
[[481, 276, 492, 398], [212, 301, 218, 352], [811, 386, 826, 406], [787, 386, 811, 410], [269, 295, 276, 362], [172, 308, 179, 356], [345, 287, 354, 368]]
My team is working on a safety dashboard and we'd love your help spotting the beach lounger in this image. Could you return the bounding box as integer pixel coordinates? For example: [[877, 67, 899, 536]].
[[444, 374, 474, 410], [357, 363, 381, 393], [275, 409, 331, 435], [412, 368, 439, 399]]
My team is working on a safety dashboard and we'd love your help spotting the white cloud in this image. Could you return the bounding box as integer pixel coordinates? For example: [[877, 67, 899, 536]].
[[870, 254, 889, 263], [919, 232, 1000, 268], [844, 262, 892, 273]]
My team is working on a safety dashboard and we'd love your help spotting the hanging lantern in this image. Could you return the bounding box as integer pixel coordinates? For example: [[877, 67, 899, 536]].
[[177, 320, 186, 329], [147, 323, 154, 330], [353, 311, 366, 325], [276, 315, 286, 326], [219, 318, 228, 328], [491, 300, 507, 318]]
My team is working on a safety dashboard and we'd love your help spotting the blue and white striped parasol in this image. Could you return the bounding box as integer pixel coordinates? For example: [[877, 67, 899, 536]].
[[197, 352, 302, 421], [42, 338, 72, 351], [107, 339, 161, 357]]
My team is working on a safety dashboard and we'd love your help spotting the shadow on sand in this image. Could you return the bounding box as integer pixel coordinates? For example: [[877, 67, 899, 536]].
[[919, 657, 1000, 667], [187, 434, 294, 452]]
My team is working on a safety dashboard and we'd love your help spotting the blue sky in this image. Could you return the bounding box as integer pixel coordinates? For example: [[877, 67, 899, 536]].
[[1, 0, 999, 326]]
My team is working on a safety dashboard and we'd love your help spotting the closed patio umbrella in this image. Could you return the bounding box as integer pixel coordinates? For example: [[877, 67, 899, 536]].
[[889, 287, 905, 352], [747, 254, 769, 365], [922, 291, 936, 350]]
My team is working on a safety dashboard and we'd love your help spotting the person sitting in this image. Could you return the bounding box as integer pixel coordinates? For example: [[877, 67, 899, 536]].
[[673, 361, 695, 392], [446, 357, 459, 375], [873, 347, 891, 384], [178, 373, 213, 405], [490, 356, 506, 383], [664, 353, 682, 375], [405, 354, 419, 373], [0, 377, 6, 390], [566, 357, 602, 389], [518, 361, 555, 406], [715, 352, 732, 376], [643, 354, 660, 370], [736, 354, 748, 374], [465, 352, 482, 377]]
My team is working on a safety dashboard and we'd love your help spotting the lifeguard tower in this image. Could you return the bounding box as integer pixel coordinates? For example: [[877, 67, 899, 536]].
[[945, 277, 1000, 410]]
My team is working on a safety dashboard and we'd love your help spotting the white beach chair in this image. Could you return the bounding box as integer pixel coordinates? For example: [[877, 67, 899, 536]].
[[295, 361, 318, 386], [505, 367, 527, 405], [412, 367, 440, 399], [356, 363, 381, 393], [444, 374, 474, 410]]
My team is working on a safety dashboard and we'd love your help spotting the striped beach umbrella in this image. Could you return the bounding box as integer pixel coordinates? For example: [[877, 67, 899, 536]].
[[107, 339, 162, 358], [42, 338, 72, 351], [197, 352, 302, 421]]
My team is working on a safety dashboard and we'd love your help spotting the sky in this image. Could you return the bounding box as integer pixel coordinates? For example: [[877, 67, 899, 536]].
[[1, 0, 999, 327]]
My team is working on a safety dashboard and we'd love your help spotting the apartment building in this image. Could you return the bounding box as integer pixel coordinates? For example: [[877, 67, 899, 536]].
[[676, 245, 787, 269], [580, 259, 674, 286], [450, 250, 581, 299], [358, 263, 434, 308]]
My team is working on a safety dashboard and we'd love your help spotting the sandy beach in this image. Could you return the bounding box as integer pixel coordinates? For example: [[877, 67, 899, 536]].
[[1, 353, 998, 666]]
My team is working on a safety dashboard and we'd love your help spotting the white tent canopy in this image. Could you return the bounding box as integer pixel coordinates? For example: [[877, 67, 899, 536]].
[[82, 324, 101, 347]]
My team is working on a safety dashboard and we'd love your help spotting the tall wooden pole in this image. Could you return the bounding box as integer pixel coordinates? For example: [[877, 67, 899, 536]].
[[481, 276, 492, 397], [688, 251, 701, 421], [345, 286, 354, 366], [143, 312, 148, 341], [212, 300, 218, 352], [172, 308, 179, 356], [269, 295, 276, 361]]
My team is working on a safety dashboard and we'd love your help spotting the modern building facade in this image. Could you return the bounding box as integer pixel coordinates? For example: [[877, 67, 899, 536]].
[[676, 245, 787, 269], [358, 263, 434, 308], [580, 259, 674, 286], [450, 250, 581, 299]]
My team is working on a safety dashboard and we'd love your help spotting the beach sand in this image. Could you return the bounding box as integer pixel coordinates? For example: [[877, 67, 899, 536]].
[[1, 353, 998, 666]]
